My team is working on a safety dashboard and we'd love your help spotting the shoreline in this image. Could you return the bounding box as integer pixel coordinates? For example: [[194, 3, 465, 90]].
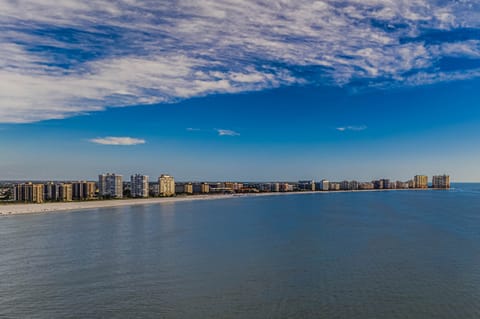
[[0, 188, 435, 216]]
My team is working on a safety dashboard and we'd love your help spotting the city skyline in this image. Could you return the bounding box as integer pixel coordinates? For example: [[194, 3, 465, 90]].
[[1, 1, 480, 181], [7, 174, 452, 204], [0, 172, 455, 184]]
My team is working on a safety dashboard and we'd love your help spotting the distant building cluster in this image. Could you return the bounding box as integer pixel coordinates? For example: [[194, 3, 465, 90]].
[[6, 173, 450, 203], [14, 181, 96, 203]]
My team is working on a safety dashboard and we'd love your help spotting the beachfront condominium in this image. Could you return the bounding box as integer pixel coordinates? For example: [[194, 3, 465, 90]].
[[193, 182, 210, 194], [14, 182, 44, 203], [298, 180, 315, 191], [159, 174, 175, 196], [44, 182, 59, 201], [131, 174, 149, 198], [72, 181, 96, 200], [318, 179, 330, 191], [99, 173, 123, 198], [414, 175, 428, 189], [432, 175, 450, 189], [58, 183, 73, 202]]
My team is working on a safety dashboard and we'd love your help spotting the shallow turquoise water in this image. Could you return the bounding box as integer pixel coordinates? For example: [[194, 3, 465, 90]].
[[1, 184, 480, 318]]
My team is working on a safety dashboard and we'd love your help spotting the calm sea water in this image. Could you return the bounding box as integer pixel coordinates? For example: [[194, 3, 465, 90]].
[[1, 183, 480, 318]]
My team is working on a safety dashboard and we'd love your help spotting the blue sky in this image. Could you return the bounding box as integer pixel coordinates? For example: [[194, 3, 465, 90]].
[[1, 1, 480, 181]]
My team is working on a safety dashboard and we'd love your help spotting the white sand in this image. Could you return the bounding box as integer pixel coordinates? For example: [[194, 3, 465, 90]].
[[0, 192, 316, 216], [0, 189, 429, 216]]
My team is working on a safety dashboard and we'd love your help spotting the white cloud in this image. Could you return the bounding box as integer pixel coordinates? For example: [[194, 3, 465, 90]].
[[336, 125, 367, 132], [216, 129, 240, 136], [89, 136, 146, 145], [0, 0, 479, 123], [186, 127, 200, 131]]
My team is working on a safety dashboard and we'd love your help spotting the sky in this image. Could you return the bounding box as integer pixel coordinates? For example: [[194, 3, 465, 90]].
[[1, 0, 480, 181]]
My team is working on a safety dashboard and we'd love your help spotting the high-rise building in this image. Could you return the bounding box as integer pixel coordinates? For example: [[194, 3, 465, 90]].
[[340, 180, 350, 190], [432, 175, 450, 189], [271, 183, 280, 192], [414, 175, 428, 189], [373, 180, 384, 189], [58, 183, 73, 201], [183, 183, 193, 194], [158, 174, 175, 196], [98, 173, 123, 198], [329, 182, 341, 191], [201, 183, 210, 193], [318, 179, 329, 191], [72, 181, 96, 200], [382, 179, 391, 189], [298, 180, 315, 191], [349, 180, 359, 190], [407, 179, 415, 188], [396, 181, 409, 189], [175, 183, 185, 194], [359, 182, 374, 190], [131, 174, 149, 198], [14, 183, 44, 203], [173, 182, 195, 194], [85, 182, 96, 199], [44, 182, 59, 201], [280, 183, 294, 192]]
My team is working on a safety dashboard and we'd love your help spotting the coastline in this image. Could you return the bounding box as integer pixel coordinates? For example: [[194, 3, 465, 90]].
[[0, 188, 432, 216]]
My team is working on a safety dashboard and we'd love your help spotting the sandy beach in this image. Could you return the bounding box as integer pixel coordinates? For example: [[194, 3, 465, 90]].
[[0, 189, 432, 216], [0, 192, 318, 216]]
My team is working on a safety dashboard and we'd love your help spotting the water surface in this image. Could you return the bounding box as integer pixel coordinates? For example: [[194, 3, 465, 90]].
[[1, 184, 480, 318]]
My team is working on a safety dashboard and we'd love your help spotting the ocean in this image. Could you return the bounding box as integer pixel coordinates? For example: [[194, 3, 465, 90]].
[[1, 183, 480, 318]]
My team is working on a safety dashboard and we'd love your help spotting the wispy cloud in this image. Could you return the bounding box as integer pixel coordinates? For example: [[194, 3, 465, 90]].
[[186, 128, 201, 132], [1, 1, 480, 123], [336, 125, 367, 132], [216, 129, 240, 136], [89, 136, 146, 145]]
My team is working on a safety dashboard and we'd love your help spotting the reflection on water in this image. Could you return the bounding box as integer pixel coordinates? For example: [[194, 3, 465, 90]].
[[1, 184, 480, 318]]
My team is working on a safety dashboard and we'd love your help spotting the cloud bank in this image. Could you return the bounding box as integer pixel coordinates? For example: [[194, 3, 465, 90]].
[[89, 136, 146, 145], [1, 0, 480, 123]]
